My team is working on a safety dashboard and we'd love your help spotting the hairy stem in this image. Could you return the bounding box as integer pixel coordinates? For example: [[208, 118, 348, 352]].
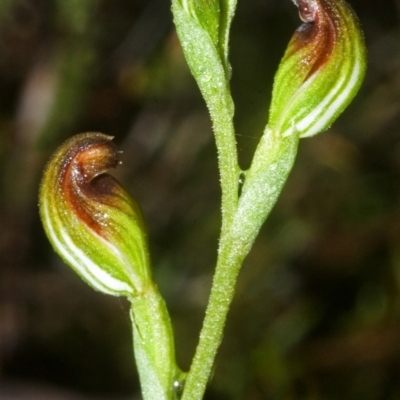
[[182, 133, 299, 399]]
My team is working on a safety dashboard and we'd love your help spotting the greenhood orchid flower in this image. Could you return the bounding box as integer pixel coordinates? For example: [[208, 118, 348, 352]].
[[39, 132, 151, 297], [268, 0, 367, 138], [39, 132, 183, 400]]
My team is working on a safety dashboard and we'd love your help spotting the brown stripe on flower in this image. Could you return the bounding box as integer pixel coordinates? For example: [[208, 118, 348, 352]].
[[289, 0, 337, 80], [59, 133, 120, 238]]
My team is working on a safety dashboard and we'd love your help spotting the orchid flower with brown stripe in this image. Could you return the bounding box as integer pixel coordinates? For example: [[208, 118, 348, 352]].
[[269, 0, 366, 138], [39, 133, 183, 400], [39, 132, 150, 297]]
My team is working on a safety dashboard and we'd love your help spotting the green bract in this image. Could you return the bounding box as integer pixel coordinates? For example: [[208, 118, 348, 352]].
[[39, 132, 151, 297], [268, 0, 367, 138]]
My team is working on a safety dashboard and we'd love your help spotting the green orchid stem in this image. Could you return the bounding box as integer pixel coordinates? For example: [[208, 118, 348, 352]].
[[173, 0, 366, 397], [182, 131, 299, 400], [171, 0, 240, 230], [211, 114, 240, 232], [130, 285, 184, 400]]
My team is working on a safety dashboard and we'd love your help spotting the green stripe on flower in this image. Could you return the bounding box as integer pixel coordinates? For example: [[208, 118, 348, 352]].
[[39, 132, 151, 297], [268, 0, 367, 138]]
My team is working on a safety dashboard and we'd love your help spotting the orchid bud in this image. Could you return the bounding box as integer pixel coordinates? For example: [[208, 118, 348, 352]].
[[268, 0, 367, 138], [39, 132, 151, 298]]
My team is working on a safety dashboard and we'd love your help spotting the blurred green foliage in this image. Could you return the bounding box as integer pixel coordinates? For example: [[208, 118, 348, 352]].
[[1, 0, 400, 399]]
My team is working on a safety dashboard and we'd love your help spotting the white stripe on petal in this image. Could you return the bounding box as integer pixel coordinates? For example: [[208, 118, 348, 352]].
[[42, 200, 133, 296]]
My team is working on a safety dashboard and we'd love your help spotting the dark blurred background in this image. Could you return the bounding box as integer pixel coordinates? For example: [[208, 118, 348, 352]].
[[0, 0, 400, 399]]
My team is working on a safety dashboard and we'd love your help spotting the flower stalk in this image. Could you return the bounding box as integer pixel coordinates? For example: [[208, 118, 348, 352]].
[[172, 0, 240, 234], [39, 133, 182, 400]]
